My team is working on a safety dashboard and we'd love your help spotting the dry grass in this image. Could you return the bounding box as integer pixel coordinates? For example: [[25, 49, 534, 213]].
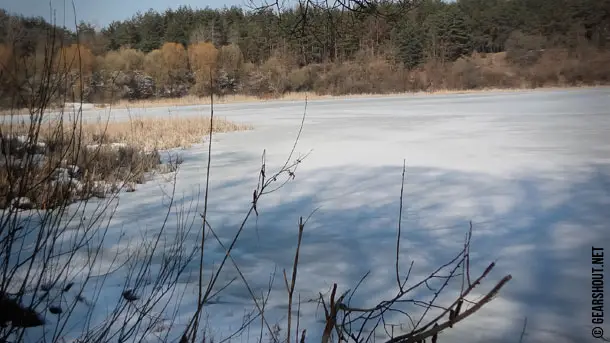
[[103, 89, 522, 108], [100, 92, 329, 108], [79, 116, 252, 151], [100, 84, 609, 110], [2, 116, 252, 151], [0, 115, 251, 209]]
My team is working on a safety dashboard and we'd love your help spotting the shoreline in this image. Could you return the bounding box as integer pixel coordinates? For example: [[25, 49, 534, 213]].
[[2, 84, 608, 115], [93, 84, 610, 109]]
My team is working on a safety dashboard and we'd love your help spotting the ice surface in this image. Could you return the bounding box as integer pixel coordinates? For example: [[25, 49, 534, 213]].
[[7, 87, 610, 343]]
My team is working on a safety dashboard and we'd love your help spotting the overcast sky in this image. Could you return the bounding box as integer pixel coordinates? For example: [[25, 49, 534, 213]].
[[1, 0, 256, 29]]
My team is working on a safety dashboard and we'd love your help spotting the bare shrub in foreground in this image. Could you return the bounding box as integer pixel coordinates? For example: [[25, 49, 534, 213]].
[[175, 90, 511, 343], [1, 18, 208, 343]]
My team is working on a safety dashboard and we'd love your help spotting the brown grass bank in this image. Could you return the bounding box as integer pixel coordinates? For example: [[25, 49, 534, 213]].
[[0, 115, 251, 209], [101, 84, 609, 110]]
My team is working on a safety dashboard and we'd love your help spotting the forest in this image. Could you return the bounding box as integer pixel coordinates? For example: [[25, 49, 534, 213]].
[[0, 0, 609, 107]]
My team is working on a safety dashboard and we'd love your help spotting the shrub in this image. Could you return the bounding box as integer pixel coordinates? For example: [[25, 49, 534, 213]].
[[144, 48, 164, 82], [161, 42, 189, 72], [505, 30, 548, 66], [556, 49, 610, 86], [188, 42, 219, 96], [287, 64, 323, 92], [449, 57, 481, 89], [55, 43, 96, 74], [0, 43, 11, 71], [215, 44, 244, 95], [367, 57, 401, 93], [242, 56, 290, 97], [217, 44, 243, 75], [314, 62, 366, 95], [260, 55, 289, 95], [0, 44, 13, 105], [102, 47, 146, 72], [51, 44, 98, 101], [145, 43, 191, 97]]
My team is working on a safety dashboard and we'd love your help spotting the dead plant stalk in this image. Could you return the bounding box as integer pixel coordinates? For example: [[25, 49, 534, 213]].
[[284, 216, 305, 343]]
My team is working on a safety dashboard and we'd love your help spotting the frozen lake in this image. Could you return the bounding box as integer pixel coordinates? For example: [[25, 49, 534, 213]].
[[18, 88, 610, 342]]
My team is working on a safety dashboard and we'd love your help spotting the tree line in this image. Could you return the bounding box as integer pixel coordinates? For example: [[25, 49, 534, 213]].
[[0, 0, 609, 107], [88, 0, 609, 65]]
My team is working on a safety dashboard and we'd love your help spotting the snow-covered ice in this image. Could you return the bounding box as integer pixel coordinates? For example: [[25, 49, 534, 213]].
[[6, 87, 610, 343]]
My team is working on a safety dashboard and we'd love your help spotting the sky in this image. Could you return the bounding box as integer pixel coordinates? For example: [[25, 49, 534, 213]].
[[0, 0, 257, 29]]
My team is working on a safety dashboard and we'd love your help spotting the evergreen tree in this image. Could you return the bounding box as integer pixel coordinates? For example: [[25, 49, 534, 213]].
[[393, 19, 424, 69], [137, 10, 164, 52], [423, 4, 472, 62]]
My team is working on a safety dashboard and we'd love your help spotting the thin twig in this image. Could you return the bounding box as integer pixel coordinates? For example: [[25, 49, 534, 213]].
[[191, 68, 216, 343], [519, 317, 528, 343], [396, 160, 406, 291], [385, 275, 512, 343], [285, 216, 305, 343]]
